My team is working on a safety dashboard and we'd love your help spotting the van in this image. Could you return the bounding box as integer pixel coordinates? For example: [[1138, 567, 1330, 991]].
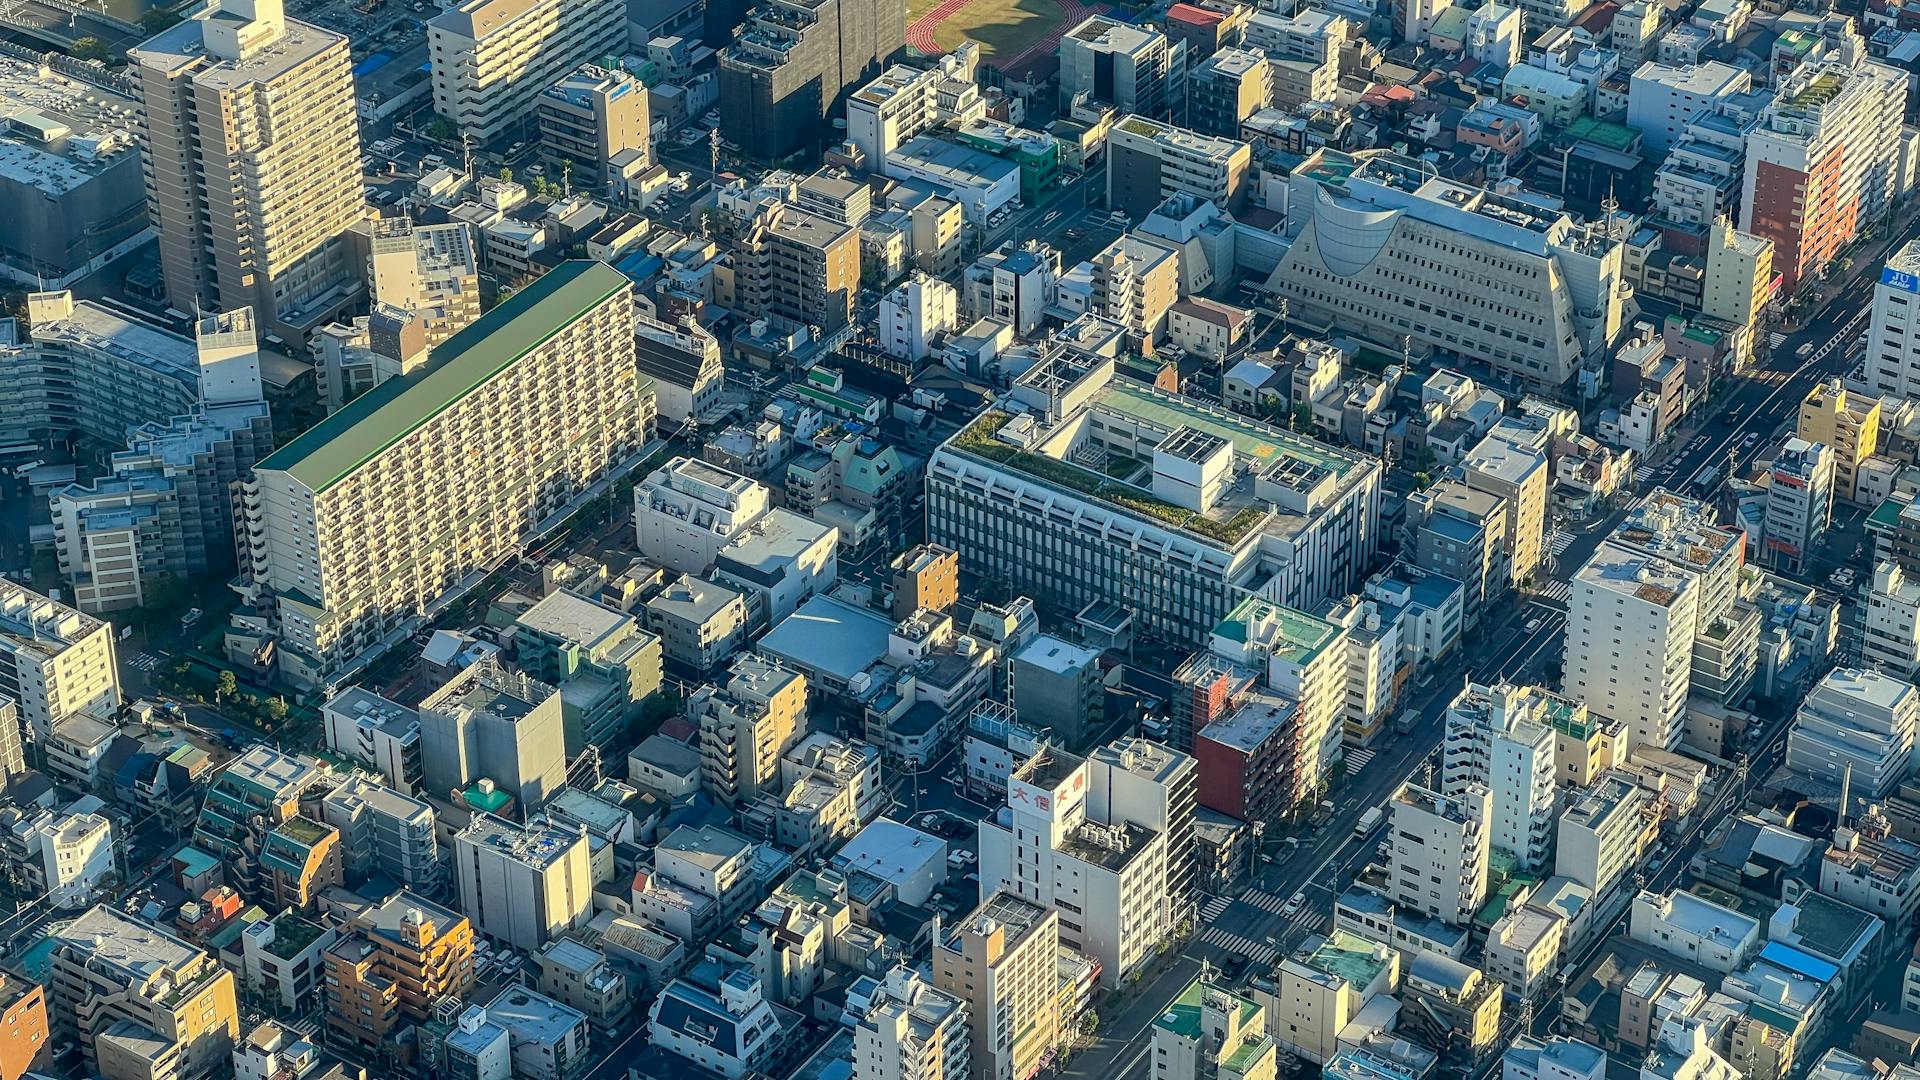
[[1354, 806, 1384, 838]]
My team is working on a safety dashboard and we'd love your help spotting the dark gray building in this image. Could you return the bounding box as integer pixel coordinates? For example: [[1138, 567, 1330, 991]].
[[717, 0, 904, 160]]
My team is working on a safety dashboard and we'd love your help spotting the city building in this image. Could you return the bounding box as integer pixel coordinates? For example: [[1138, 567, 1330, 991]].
[[1787, 668, 1919, 800], [1624, 62, 1751, 155], [880, 274, 959, 362], [850, 965, 970, 1080], [1441, 682, 1559, 871], [633, 314, 725, 423], [1264, 149, 1629, 394], [1009, 636, 1104, 749], [1272, 930, 1398, 1065], [1628, 888, 1760, 973], [933, 891, 1064, 1080], [0, 578, 118, 740], [927, 357, 1381, 648], [0, 795, 113, 909], [51, 308, 273, 614], [318, 775, 441, 892], [1554, 772, 1655, 901], [0, 55, 147, 288], [692, 652, 808, 806], [1740, 59, 1908, 293], [1400, 953, 1503, 1061], [537, 64, 650, 191], [1151, 975, 1280, 1080], [483, 988, 590, 1080], [1798, 381, 1880, 506], [1862, 239, 1920, 400], [891, 544, 960, 620], [50, 906, 239, 1080], [363, 218, 483, 353], [419, 658, 568, 811], [534, 938, 630, 1031], [634, 457, 772, 576], [1820, 806, 1920, 932], [1106, 115, 1251, 221], [1207, 597, 1348, 811], [845, 50, 985, 165], [648, 962, 800, 1079], [130, 0, 364, 340], [1502, 1037, 1606, 1080], [428, 0, 628, 143], [726, 202, 860, 331], [977, 740, 1196, 982], [453, 814, 593, 951], [323, 891, 475, 1052], [646, 576, 750, 672], [1386, 782, 1491, 927], [513, 588, 664, 755], [717, 0, 906, 160], [323, 688, 425, 793], [1763, 437, 1835, 574], [1484, 906, 1566, 1001], [1189, 49, 1269, 138], [1059, 16, 1187, 123], [1606, 489, 1753, 707], [1462, 436, 1549, 588], [1563, 541, 1698, 754], [237, 260, 656, 688], [0, 975, 48, 1080], [711, 509, 839, 628], [1866, 561, 1920, 679]]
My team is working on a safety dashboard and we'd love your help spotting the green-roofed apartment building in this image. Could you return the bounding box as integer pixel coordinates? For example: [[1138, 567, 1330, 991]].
[[236, 261, 656, 688], [1152, 975, 1280, 1080]]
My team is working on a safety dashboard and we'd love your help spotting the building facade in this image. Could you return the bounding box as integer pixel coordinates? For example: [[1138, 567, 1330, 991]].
[[428, 0, 629, 143]]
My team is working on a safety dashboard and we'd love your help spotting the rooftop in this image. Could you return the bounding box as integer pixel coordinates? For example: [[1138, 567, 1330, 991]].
[[257, 260, 628, 493], [458, 814, 585, 868]]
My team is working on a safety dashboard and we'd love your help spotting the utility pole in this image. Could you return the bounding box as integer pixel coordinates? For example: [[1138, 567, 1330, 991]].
[[709, 126, 722, 178]]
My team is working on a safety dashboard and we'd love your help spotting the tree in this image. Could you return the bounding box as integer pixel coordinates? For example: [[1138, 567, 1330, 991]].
[[427, 116, 458, 144], [1292, 403, 1314, 433], [497, 168, 514, 184], [70, 38, 108, 63], [263, 697, 289, 725], [141, 8, 182, 31], [1079, 1012, 1101, 1036], [215, 670, 238, 704]]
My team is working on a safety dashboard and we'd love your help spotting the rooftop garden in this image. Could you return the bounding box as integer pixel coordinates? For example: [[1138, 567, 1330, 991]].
[[953, 413, 1266, 545]]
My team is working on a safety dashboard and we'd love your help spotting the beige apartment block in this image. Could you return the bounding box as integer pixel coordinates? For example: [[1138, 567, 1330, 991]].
[[50, 906, 239, 1080], [428, 0, 629, 144], [934, 891, 1064, 1080], [130, 0, 364, 341], [238, 261, 656, 688]]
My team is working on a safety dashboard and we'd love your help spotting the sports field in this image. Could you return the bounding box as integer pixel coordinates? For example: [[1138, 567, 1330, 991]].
[[906, 0, 1109, 71]]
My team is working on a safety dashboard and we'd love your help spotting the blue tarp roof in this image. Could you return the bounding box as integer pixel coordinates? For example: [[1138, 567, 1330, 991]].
[[1760, 941, 1839, 983], [352, 52, 392, 76]]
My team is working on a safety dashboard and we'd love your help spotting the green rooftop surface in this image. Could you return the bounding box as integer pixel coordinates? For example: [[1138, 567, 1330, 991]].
[[1303, 929, 1390, 987], [257, 260, 629, 493], [464, 782, 513, 812], [1215, 595, 1339, 665], [1156, 977, 1260, 1041], [265, 915, 329, 960], [1565, 115, 1638, 152], [1869, 496, 1908, 530]]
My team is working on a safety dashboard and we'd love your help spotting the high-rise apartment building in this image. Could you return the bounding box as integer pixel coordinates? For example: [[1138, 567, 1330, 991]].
[[1741, 59, 1908, 293], [978, 741, 1195, 982], [454, 814, 593, 951], [365, 218, 483, 348], [238, 260, 655, 688], [1442, 682, 1559, 872], [692, 652, 808, 806], [52, 307, 273, 614], [1207, 597, 1348, 810], [1862, 240, 1920, 400], [1563, 541, 1698, 754], [1059, 16, 1187, 123], [1554, 772, 1654, 900], [537, 64, 652, 191], [0, 579, 118, 741], [1607, 489, 1754, 706], [319, 775, 442, 892], [1386, 782, 1491, 927], [1763, 437, 1835, 574], [927, 357, 1381, 648], [1264, 149, 1629, 394], [726, 202, 860, 331], [933, 891, 1063, 1080], [851, 966, 971, 1080], [1867, 561, 1920, 680], [718, 0, 905, 160], [50, 906, 239, 1080], [130, 0, 364, 340], [1189, 48, 1269, 137], [427, 0, 628, 144]]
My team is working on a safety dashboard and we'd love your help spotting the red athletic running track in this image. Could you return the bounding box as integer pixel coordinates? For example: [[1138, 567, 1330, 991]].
[[906, 0, 1112, 72]]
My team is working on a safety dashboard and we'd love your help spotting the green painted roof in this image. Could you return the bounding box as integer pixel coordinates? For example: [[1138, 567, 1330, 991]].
[[257, 260, 629, 493], [1155, 977, 1260, 1041], [1869, 496, 1909, 530]]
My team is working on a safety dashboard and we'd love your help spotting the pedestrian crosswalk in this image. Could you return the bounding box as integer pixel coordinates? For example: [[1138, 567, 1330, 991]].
[[1548, 529, 1576, 557], [1199, 894, 1231, 922], [1241, 890, 1295, 915], [1345, 747, 1376, 772], [1768, 331, 1788, 350], [1200, 927, 1278, 967], [129, 652, 163, 673], [1634, 464, 1659, 483], [1288, 911, 1330, 937], [1534, 580, 1572, 605]]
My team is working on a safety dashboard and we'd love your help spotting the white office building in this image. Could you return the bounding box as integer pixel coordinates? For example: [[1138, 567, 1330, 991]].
[[634, 456, 773, 575], [1563, 541, 1698, 754], [845, 49, 984, 165], [1862, 239, 1920, 400], [1624, 62, 1752, 156], [1442, 682, 1559, 872], [1763, 438, 1834, 575], [1866, 561, 1920, 680], [1386, 781, 1491, 927], [1786, 668, 1919, 800], [0, 795, 113, 908], [927, 354, 1381, 648], [880, 274, 958, 362], [1554, 772, 1652, 900], [0, 579, 119, 740]]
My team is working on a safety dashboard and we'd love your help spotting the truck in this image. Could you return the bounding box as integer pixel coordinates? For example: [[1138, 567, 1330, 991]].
[[1354, 806, 1384, 838]]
